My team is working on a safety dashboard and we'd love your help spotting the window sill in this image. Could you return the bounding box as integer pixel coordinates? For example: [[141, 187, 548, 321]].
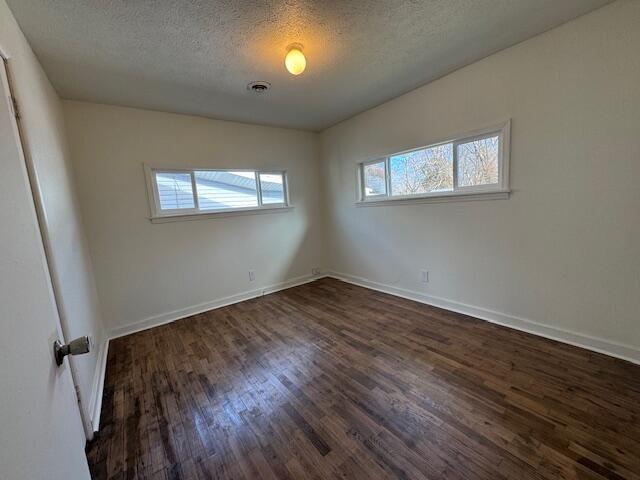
[[356, 190, 510, 207], [149, 205, 293, 223]]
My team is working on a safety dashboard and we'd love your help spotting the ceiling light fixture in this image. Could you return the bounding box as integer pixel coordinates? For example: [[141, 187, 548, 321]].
[[285, 43, 306, 75]]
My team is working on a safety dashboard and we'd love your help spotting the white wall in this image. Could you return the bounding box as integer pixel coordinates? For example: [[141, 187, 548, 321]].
[[0, 1, 91, 478], [1, 0, 104, 435], [320, 0, 640, 361], [63, 101, 326, 336]]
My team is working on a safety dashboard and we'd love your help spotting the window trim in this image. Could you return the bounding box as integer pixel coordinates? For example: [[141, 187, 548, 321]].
[[144, 164, 290, 221], [356, 120, 510, 205]]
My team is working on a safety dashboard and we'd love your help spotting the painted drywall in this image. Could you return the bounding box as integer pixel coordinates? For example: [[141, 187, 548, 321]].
[[1, 0, 105, 435], [0, 1, 91, 478], [320, 0, 640, 357], [63, 101, 326, 335]]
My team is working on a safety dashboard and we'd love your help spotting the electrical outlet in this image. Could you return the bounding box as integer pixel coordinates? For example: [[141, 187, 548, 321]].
[[312, 267, 321, 275], [420, 270, 429, 284], [249, 270, 256, 282]]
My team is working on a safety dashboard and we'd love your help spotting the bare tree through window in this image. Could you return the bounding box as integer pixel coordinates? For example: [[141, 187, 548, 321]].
[[457, 135, 499, 187], [390, 144, 453, 196], [358, 125, 506, 201]]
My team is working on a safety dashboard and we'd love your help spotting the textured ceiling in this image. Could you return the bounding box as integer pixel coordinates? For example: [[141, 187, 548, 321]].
[[7, 0, 611, 131]]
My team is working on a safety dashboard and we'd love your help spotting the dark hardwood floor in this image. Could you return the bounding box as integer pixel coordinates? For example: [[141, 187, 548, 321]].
[[86, 278, 640, 480]]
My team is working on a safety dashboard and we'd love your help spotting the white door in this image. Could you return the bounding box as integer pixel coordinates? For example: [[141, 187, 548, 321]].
[[0, 59, 91, 479]]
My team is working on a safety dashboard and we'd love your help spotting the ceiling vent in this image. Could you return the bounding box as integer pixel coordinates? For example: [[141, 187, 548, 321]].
[[247, 81, 271, 93]]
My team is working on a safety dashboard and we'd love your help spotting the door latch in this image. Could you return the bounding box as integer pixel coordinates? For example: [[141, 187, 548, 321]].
[[53, 336, 90, 366]]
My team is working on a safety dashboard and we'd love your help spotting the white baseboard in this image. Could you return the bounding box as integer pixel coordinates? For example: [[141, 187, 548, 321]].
[[327, 271, 640, 365], [108, 273, 326, 340], [88, 338, 109, 432]]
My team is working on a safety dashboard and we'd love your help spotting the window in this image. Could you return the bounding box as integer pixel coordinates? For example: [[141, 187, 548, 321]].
[[390, 143, 453, 196], [155, 172, 195, 210], [259, 173, 286, 205], [145, 166, 288, 220], [362, 160, 387, 197], [457, 134, 499, 187], [358, 121, 510, 203], [195, 170, 259, 210]]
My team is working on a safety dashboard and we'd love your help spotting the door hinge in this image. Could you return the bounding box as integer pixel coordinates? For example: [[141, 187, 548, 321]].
[[10, 96, 20, 119]]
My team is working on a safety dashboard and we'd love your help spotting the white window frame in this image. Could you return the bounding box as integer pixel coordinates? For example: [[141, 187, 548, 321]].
[[356, 120, 510, 205], [144, 165, 291, 223]]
